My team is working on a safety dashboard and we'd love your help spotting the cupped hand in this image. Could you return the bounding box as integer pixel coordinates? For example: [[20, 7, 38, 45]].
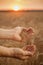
[[22, 45, 36, 56], [12, 26, 35, 41], [11, 45, 36, 60]]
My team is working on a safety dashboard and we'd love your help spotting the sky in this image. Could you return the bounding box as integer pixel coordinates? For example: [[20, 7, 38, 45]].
[[0, 0, 43, 10]]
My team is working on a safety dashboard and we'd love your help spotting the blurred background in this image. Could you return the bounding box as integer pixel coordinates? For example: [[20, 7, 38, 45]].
[[0, 0, 43, 65], [0, 11, 43, 65]]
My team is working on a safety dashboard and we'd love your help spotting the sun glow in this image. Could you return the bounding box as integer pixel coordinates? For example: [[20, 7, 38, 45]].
[[13, 5, 20, 11]]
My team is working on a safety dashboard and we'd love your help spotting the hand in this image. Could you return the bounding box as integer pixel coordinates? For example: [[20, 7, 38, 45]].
[[25, 27, 35, 41], [12, 26, 35, 41], [11, 48, 32, 60], [27, 27, 35, 37], [11, 48, 31, 60], [0, 46, 33, 60], [22, 45, 36, 56], [11, 45, 36, 60], [12, 26, 27, 41]]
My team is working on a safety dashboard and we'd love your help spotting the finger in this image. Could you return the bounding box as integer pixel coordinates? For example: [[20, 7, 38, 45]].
[[22, 45, 34, 50], [23, 51, 33, 56], [22, 45, 37, 56], [32, 45, 37, 54], [20, 56, 29, 60], [27, 27, 35, 34], [17, 35, 22, 41], [17, 27, 27, 32], [14, 34, 22, 41], [22, 27, 27, 31], [18, 27, 27, 35]]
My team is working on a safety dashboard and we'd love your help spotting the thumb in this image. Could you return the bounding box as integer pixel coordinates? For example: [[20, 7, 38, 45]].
[[15, 34, 22, 41], [23, 51, 32, 56]]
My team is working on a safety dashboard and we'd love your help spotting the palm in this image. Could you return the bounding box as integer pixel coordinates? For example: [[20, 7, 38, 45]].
[[22, 45, 36, 55]]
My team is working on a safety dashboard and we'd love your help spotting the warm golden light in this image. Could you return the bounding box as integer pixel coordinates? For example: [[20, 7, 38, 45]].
[[13, 6, 20, 11]]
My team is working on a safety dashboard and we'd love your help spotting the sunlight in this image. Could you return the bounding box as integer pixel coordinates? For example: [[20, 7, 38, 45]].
[[13, 5, 20, 11]]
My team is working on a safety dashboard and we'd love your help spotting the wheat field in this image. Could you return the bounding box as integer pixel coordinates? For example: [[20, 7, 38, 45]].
[[0, 11, 43, 65]]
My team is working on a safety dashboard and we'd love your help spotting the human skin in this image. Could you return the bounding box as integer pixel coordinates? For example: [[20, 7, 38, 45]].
[[0, 26, 34, 41], [0, 26, 35, 60], [0, 27, 27, 41], [0, 45, 36, 60]]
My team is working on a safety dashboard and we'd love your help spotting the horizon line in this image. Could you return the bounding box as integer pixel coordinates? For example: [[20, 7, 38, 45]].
[[0, 9, 43, 12]]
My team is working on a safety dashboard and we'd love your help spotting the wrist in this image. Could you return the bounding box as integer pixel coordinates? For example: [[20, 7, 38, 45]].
[[9, 48, 24, 58]]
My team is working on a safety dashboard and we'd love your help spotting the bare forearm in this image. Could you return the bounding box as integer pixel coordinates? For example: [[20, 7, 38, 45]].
[[0, 46, 33, 60], [0, 46, 23, 59], [0, 28, 16, 40], [0, 28, 12, 39], [0, 46, 11, 57], [0, 46, 17, 57]]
